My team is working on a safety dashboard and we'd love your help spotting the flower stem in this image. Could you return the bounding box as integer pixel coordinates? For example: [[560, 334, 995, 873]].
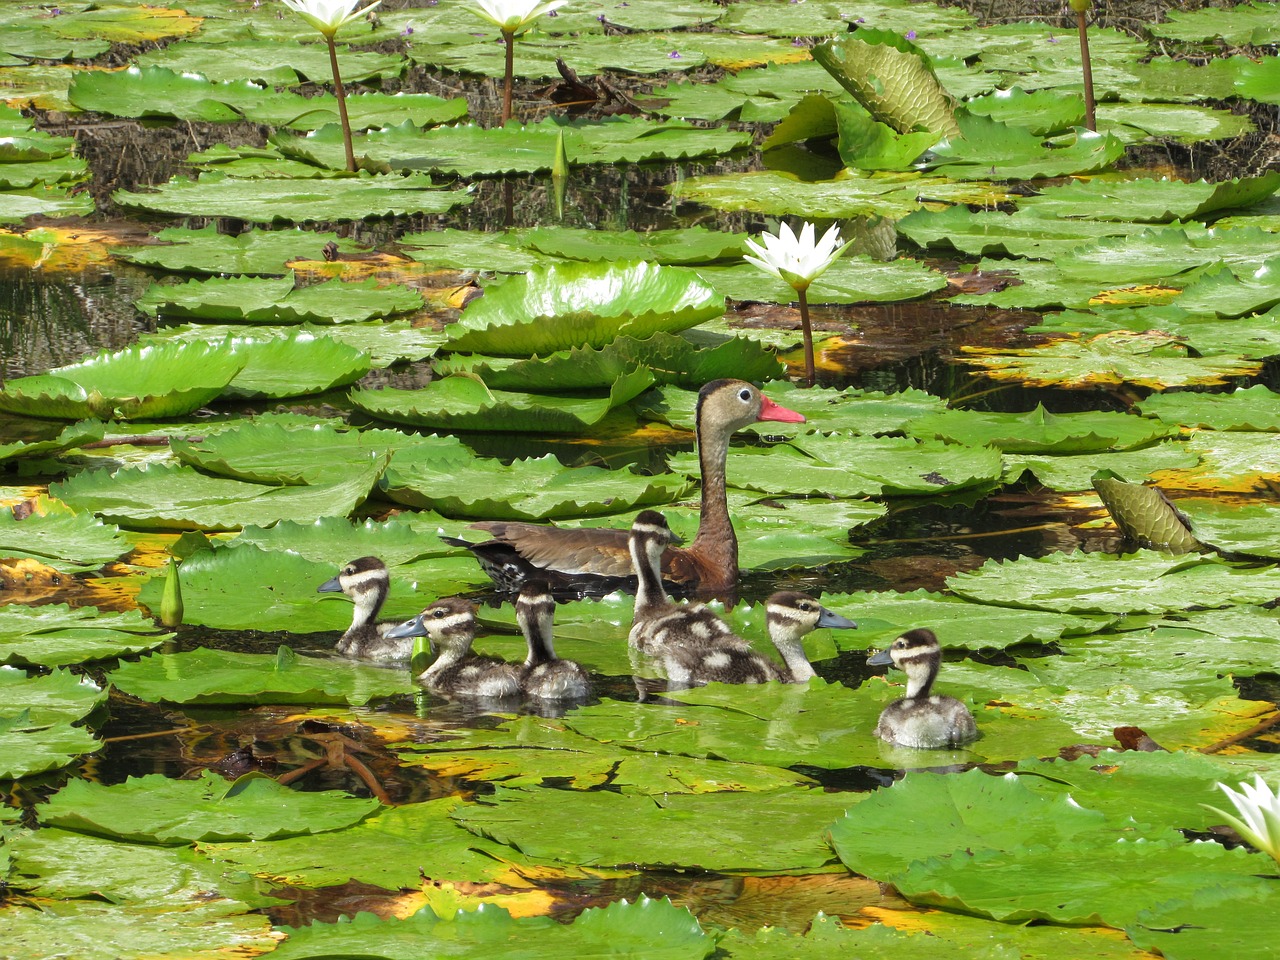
[[501, 30, 515, 124], [327, 35, 357, 172], [1076, 9, 1095, 132], [798, 287, 815, 387]]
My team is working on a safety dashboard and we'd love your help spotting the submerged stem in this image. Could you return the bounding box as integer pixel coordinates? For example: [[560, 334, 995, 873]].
[[327, 35, 356, 172], [797, 286, 815, 387], [501, 31, 515, 124], [1076, 10, 1095, 132]]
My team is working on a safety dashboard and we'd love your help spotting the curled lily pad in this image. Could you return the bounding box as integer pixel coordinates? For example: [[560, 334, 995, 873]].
[[40, 769, 379, 843], [442, 261, 724, 356], [217, 333, 371, 399], [0, 341, 246, 420], [0, 420, 104, 465], [352, 369, 653, 434], [0, 498, 129, 574]]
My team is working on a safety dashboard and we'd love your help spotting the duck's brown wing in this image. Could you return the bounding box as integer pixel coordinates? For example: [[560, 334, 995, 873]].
[[467, 521, 635, 578]]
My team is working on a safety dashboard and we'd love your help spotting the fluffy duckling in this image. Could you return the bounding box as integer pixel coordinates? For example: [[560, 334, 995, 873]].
[[660, 591, 857, 686], [627, 509, 740, 655], [867, 628, 978, 749], [316, 556, 411, 661], [516, 581, 591, 701], [385, 597, 521, 699]]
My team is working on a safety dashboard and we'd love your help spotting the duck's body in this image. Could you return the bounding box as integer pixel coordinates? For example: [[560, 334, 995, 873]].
[[660, 591, 858, 686], [448, 380, 805, 594], [626, 510, 741, 655], [317, 556, 411, 661], [385, 597, 521, 699], [516, 581, 591, 701], [868, 628, 977, 749]]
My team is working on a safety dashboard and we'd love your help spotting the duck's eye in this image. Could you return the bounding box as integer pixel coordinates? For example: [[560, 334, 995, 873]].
[[431, 609, 447, 619], [342, 566, 355, 575], [738, 387, 752, 402]]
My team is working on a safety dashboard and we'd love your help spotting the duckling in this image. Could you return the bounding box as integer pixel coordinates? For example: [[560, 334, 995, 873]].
[[627, 509, 740, 655], [660, 591, 858, 686], [384, 597, 521, 699], [316, 556, 411, 661], [515, 581, 591, 701], [867, 628, 978, 749]]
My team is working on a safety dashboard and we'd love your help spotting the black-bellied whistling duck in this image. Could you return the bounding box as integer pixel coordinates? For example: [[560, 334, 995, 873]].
[[446, 379, 805, 594], [316, 556, 411, 661], [867, 629, 978, 749], [515, 580, 590, 700], [385, 597, 521, 698]]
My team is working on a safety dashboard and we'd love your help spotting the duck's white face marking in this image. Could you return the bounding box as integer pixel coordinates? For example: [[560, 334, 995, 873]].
[[342, 567, 386, 591], [703, 651, 731, 669], [425, 610, 473, 638]]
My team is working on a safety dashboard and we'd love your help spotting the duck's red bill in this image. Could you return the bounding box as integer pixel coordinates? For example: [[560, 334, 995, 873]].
[[757, 395, 806, 424]]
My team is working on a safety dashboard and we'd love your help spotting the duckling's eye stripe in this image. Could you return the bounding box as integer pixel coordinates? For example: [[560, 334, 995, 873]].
[[429, 611, 472, 631], [633, 522, 670, 537], [342, 568, 385, 588]]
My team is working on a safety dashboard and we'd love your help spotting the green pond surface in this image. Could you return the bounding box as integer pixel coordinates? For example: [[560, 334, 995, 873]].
[[3, 0, 1280, 958]]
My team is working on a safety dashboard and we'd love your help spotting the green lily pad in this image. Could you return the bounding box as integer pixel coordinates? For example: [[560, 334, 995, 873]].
[[700, 256, 946, 306], [235, 512, 471, 566], [113, 171, 472, 223], [827, 768, 1266, 927], [135, 39, 405, 86], [0, 340, 246, 420], [1006, 440, 1200, 492], [268, 897, 715, 960], [398, 227, 551, 273], [51, 456, 388, 531], [383, 450, 688, 521], [1152, 430, 1280, 491], [352, 369, 653, 434], [132, 540, 460, 633], [1132, 883, 1280, 960], [522, 226, 748, 264], [1175, 498, 1280, 559], [1027, 303, 1280, 361], [453, 784, 849, 873], [397, 714, 812, 794], [1177, 256, 1280, 318], [923, 112, 1125, 181], [670, 435, 1002, 499], [277, 116, 749, 176], [41, 769, 379, 844], [137, 275, 423, 324], [948, 551, 1280, 615], [1152, 0, 1280, 44], [0, 667, 107, 778], [436, 332, 784, 391], [1137, 385, 1280, 430], [1017, 173, 1280, 222], [960, 332, 1261, 389], [0, 419, 104, 465], [906, 405, 1176, 454], [107, 645, 416, 706], [671, 169, 940, 220], [212, 332, 370, 399], [113, 226, 362, 276], [0, 497, 129, 574], [0, 665, 108, 725], [443, 261, 724, 356], [0, 604, 172, 668], [144, 319, 443, 368], [1060, 224, 1276, 286], [896, 203, 1151, 259]]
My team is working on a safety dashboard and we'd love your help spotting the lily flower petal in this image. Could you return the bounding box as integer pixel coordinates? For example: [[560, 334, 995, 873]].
[[743, 220, 854, 293], [281, 0, 382, 38], [1204, 775, 1280, 863], [472, 0, 568, 35]]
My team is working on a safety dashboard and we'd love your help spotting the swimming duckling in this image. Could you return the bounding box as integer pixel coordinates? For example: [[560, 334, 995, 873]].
[[515, 581, 591, 701], [316, 556, 411, 661], [867, 628, 977, 749], [627, 509, 740, 655], [384, 597, 521, 699], [660, 591, 858, 686]]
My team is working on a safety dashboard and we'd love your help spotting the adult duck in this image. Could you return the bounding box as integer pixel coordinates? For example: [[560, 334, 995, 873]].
[[446, 379, 805, 594]]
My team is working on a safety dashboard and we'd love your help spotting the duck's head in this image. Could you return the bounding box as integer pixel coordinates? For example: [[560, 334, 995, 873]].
[[867, 628, 940, 669], [385, 596, 477, 651], [515, 580, 556, 632], [766, 591, 857, 637], [630, 509, 683, 551], [698, 380, 806, 434], [317, 556, 388, 597]]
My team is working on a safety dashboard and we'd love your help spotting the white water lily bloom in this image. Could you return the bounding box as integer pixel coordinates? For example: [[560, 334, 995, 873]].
[[743, 221, 853, 292], [1204, 775, 1280, 862], [472, 0, 568, 35], [281, 0, 382, 38]]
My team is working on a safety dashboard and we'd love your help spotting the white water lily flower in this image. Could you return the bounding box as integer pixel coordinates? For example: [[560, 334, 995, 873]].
[[1204, 775, 1280, 862], [471, 0, 568, 36], [743, 221, 853, 292], [281, 0, 382, 38]]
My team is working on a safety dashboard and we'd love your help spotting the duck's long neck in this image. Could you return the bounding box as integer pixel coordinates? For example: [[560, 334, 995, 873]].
[[768, 623, 817, 682], [689, 416, 737, 579], [349, 579, 388, 633], [630, 534, 670, 618], [903, 655, 940, 699], [520, 611, 556, 666]]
